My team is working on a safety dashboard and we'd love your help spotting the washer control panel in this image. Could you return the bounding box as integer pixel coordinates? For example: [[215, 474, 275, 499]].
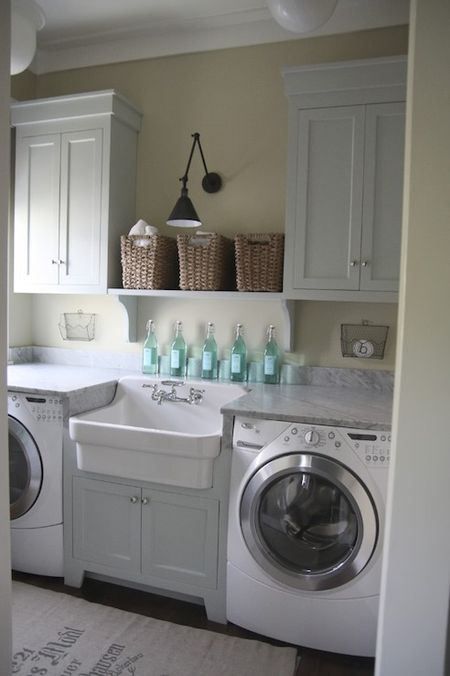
[[280, 423, 391, 467], [345, 429, 391, 466], [8, 393, 64, 423], [233, 417, 290, 452]]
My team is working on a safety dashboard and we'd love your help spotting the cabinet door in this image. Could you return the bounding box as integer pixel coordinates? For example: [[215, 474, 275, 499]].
[[72, 477, 141, 573], [360, 102, 405, 291], [290, 106, 365, 290], [141, 490, 219, 589], [59, 129, 103, 288], [14, 133, 60, 289]]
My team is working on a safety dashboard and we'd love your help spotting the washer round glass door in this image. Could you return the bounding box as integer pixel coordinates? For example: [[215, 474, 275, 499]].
[[9, 416, 43, 520], [240, 453, 378, 591]]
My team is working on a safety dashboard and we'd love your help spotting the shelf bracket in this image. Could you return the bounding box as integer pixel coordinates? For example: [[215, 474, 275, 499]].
[[281, 299, 295, 352], [113, 295, 138, 342]]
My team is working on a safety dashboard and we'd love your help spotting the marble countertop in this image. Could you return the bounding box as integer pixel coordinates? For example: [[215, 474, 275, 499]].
[[7, 363, 134, 396], [8, 363, 393, 430], [7, 364, 135, 418], [221, 383, 392, 430]]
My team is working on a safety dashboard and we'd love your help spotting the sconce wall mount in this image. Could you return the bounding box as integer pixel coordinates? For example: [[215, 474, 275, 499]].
[[167, 132, 222, 228]]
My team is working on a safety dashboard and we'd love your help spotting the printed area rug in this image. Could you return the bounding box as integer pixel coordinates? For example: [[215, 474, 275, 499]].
[[12, 581, 297, 676]]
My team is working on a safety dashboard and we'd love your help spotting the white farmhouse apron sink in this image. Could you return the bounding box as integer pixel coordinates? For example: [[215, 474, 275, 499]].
[[69, 376, 246, 489]]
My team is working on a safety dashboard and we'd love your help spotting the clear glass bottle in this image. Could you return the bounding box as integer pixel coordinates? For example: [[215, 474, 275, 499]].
[[142, 319, 158, 375], [170, 320, 187, 378], [230, 323, 247, 382], [263, 324, 280, 384], [202, 322, 218, 379]]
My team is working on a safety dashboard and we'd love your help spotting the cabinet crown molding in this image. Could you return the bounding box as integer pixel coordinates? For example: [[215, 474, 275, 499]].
[[11, 89, 142, 131], [282, 56, 407, 104]]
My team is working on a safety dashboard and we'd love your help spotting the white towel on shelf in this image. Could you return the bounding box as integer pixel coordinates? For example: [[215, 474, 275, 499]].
[[128, 219, 159, 236]]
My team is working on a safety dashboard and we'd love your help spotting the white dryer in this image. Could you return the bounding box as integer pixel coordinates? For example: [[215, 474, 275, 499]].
[[227, 417, 391, 657], [8, 391, 64, 576]]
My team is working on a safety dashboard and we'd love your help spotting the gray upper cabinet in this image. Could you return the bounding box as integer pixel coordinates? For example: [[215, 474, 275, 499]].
[[283, 57, 406, 302], [360, 102, 405, 292], [11, 90, 141, 294]]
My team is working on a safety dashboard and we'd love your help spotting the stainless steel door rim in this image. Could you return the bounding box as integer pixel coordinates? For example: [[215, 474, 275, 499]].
[[240, 453, 378, 591], [9, 415, 43, 520]]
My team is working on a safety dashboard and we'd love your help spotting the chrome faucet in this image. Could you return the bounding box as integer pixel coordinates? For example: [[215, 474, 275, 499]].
[[143, 381, 205, 405]]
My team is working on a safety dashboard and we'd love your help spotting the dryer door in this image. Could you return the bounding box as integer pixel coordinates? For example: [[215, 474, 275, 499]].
[[240, 453, 378, 591], [9, 416, 43, 520]]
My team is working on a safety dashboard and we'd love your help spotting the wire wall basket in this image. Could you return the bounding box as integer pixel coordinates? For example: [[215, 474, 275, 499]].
[[59, 309, 96, 342], [341, 322, 389, 359]]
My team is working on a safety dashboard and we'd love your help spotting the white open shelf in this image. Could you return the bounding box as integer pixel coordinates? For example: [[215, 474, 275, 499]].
[[108, 288, 295, 351]]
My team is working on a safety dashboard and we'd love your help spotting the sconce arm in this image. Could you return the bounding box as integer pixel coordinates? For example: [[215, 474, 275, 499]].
[[178, 132, 222, 194]]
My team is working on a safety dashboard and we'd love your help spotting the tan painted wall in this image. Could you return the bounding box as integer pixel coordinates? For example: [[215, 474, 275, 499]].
[[10, 26, 408, 368]]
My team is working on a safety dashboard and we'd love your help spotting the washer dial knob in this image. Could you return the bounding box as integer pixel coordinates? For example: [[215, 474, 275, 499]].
[[304, 429, 320, 446]]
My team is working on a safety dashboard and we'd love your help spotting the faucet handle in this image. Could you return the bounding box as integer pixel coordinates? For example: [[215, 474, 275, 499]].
[[189, 387, 205, 404], [161, 380, 185, 387]]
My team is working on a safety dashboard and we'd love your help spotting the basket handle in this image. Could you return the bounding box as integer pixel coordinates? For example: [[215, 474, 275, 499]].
[[187, 233, 215, 246], [245, 237, 272, 245]]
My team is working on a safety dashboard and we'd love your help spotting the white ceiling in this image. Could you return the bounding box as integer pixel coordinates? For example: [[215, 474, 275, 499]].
[[32, 0, 409, 74]]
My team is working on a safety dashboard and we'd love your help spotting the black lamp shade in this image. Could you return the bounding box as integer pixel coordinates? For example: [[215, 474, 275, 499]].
[[166, 189, 202, 228]]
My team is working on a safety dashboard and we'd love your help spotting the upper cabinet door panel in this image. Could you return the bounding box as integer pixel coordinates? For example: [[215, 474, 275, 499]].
[[292, 106, 365, 290], [59, 129, 103, 287], [12, 90, 141, 294], [360, 102, 406, 291], [14, 134, 60, 288]]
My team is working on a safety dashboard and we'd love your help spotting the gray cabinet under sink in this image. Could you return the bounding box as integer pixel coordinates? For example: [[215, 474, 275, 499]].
[[63, 410, 234, 624], [72, 476, 219, 589]]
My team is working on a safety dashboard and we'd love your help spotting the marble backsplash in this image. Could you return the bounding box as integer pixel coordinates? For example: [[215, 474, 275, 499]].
[[9, 346, 394, 392]]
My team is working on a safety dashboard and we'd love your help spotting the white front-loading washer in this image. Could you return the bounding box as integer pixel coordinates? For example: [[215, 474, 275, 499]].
[[227, 417, 391, 657], [8, 391, 64, 576]]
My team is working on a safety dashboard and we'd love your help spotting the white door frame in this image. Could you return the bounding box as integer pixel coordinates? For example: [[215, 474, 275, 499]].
[[0, 0, 12, 671]]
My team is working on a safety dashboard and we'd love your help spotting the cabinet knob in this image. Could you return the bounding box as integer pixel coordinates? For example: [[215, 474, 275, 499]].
[[51, 259, 59, 265], [350, 260, 359, 267], [141, 497, 149, 505], [130, 496, 139, 504], [59, 259, 66, 265], [361, 260, 369, 267]]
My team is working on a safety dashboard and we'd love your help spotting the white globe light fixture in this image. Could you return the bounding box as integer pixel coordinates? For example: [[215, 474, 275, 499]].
[[11, 0, 45, 75], [267, 0, 338, 34]]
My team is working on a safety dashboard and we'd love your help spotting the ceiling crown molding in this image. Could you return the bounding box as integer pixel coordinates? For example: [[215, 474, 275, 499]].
[[32, 1, 409, 75]]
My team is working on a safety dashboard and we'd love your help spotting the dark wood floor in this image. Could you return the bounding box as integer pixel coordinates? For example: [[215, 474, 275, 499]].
[[12, 571, 374, 676]]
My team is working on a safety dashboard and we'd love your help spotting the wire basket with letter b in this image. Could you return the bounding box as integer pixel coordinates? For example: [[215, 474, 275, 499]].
[[341, 322, 389, 359]]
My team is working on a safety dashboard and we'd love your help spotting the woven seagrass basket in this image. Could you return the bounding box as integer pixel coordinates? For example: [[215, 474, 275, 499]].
[[234, 233, 284, 292], [177, 233, 235, 291], [120, 235, 178, 289]]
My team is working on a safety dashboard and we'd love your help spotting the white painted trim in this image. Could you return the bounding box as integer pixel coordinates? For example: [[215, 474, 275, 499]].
[[0, 0, 12, 671], [32, 1, 409, 75], [376, 1, 450, 673], [282, 56, 407, 95], [11, 90, 142, 131]]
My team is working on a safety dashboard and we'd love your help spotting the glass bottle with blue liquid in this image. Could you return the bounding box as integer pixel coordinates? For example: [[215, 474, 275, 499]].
[[263, 324, 280, 384], [170, 320, 187, 378], [142, 319, 158, 375], [230, 323, 247, 382], [202, 322, 218, 379]]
